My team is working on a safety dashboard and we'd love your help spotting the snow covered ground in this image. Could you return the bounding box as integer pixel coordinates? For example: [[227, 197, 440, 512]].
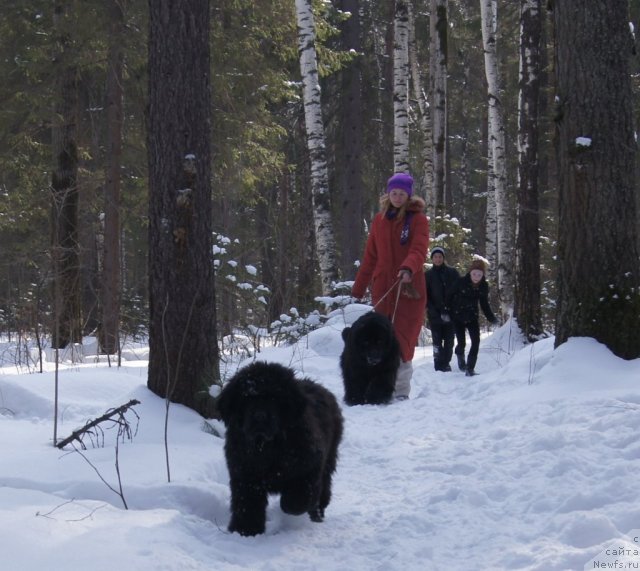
[[1, 303, 639, 570]]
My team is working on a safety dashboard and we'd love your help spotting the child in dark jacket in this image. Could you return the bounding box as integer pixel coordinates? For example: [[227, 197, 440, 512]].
[[446, 259, 498, 376]]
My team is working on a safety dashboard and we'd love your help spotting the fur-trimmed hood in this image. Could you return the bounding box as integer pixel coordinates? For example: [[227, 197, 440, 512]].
[[379, 194, 427, 216], [406, 195, 426, 213]]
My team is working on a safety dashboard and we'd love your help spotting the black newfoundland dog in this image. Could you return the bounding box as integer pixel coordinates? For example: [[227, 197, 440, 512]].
[[217, 361, 344, 536], [340, 312, 401, 406]]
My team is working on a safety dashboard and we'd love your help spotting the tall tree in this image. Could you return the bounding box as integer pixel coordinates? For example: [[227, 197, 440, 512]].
[[51, 0, 81, 350], [100, 0, 125, 356], [408, 4, 434, 215], [147, 0, 219, 415], [338, 0, 364, 278], [515, 0, 543, 341], [392, 0, 410, 172], [553, 0, 640, 359], [480, 0, 513, 318], [430, 0, 447, 213], [295, 0, 339, 294]]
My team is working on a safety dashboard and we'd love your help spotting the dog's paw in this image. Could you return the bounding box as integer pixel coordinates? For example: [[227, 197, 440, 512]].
[[308, 506, 325, 523], [228, 518, 265, 536]]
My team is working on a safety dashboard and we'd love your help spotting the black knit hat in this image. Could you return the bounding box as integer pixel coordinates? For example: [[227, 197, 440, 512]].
[[430, 247, 446, 259]]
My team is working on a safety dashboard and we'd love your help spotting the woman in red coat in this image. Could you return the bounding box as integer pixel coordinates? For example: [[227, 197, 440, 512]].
[[352, 172, 430, 400]]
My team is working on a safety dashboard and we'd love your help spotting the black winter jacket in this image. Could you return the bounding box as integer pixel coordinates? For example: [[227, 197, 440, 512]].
[[425, 264, 460, 325], [447, 274, 497, 325]]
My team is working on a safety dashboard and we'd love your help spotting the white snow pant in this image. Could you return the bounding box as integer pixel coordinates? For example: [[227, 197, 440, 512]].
[[394, 360, 413, 399]]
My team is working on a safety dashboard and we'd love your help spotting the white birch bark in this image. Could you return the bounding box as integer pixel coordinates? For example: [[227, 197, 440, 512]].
[[485, 141, 498, 285], [393, 0, 410, 172], [430, 0, 447, 213], [408, 4, 434, 217], [480, 0, 513, 316], [295, 0, 339, 295]]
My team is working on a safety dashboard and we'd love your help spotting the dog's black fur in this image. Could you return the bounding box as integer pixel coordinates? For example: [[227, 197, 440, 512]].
[[217, 361, 344, 536], [340, 312, 401, 405]]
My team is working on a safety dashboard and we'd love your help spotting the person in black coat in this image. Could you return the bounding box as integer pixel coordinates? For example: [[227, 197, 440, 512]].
[[425, 247, 460, 372], [446, 259, 499, 376]]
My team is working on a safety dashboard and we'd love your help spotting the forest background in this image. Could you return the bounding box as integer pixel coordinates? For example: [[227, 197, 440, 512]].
[[1, 1, 639, 388]]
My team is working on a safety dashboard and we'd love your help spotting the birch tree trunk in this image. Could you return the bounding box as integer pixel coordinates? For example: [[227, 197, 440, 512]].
[[295, 0, 339, 294], [515, 0, 543, 340], [408, 4, 434, 216], [430, 0, 447, 212], [480, 0, 513, 317], [392, 0, 410, 172], [485, 134, 498, 285], [553, 0, 640, 359]]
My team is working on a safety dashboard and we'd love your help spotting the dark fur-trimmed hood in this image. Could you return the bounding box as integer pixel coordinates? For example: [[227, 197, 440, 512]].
[[406, 195, 426, 213]]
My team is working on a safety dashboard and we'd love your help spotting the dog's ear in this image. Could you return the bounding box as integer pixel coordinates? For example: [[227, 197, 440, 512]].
[[341, 326, 351, 342]]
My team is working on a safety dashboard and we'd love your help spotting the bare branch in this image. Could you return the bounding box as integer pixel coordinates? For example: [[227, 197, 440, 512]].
[[56, 399, 140, 450]]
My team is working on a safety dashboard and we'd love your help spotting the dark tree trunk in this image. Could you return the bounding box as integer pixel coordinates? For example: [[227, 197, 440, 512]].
[[514, 0, 543, 341], [339, 0, 363, 279], [147, 0, 219, 415], [51, 1, 81, 350], [553, 0, 640, 359], [100, 0, 125, 355], [258, 181, 290, 324]]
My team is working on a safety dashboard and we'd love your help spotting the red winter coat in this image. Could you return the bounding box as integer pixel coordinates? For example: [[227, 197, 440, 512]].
[[352, 197, 429, 362]]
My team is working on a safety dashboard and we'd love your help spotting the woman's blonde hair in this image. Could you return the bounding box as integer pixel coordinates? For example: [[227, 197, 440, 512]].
[[379, 194, 410, 219]]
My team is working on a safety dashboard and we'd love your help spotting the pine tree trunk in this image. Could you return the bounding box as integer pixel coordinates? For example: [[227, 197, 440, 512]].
[[480, 0, 513, 317], [100, 0, 125, 355], [430, 0, 447, 212], [51, 1, 81, 350], [147, 0, 219, 416], [339, 0, 363, 278], [515, 0, 543, 340], [392, 0, 410, 172], [295, 0, 339, 294], [553, 0, 640, 359]]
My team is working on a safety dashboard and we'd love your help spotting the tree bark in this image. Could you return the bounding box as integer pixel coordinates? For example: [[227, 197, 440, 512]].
[[51, 0, 81, 350], [485, 134, 498, 283], [147, 0, 219, 415], [430, 0, 447, 213], [553, 0, 640, 359], [100, 0, 125, 355], [339, 0, 363, 278], [480, 0, 514, 317], [392, 0, 410, 172], [408, 4, 434, 215], [515, 0, 543, 340], [295, 0, 339, 294]]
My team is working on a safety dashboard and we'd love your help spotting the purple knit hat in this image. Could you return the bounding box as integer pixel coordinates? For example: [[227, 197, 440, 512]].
[[386, 172, 414, 197]]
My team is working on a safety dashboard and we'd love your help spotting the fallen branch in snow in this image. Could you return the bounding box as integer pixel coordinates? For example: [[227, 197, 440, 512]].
[[36, 498, 107, 522], [56, 399, 140, 450], [57, 400, 140, 510]]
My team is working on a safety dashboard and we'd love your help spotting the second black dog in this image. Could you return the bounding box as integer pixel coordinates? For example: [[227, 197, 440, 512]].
[[340, 312, 401, 405]]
